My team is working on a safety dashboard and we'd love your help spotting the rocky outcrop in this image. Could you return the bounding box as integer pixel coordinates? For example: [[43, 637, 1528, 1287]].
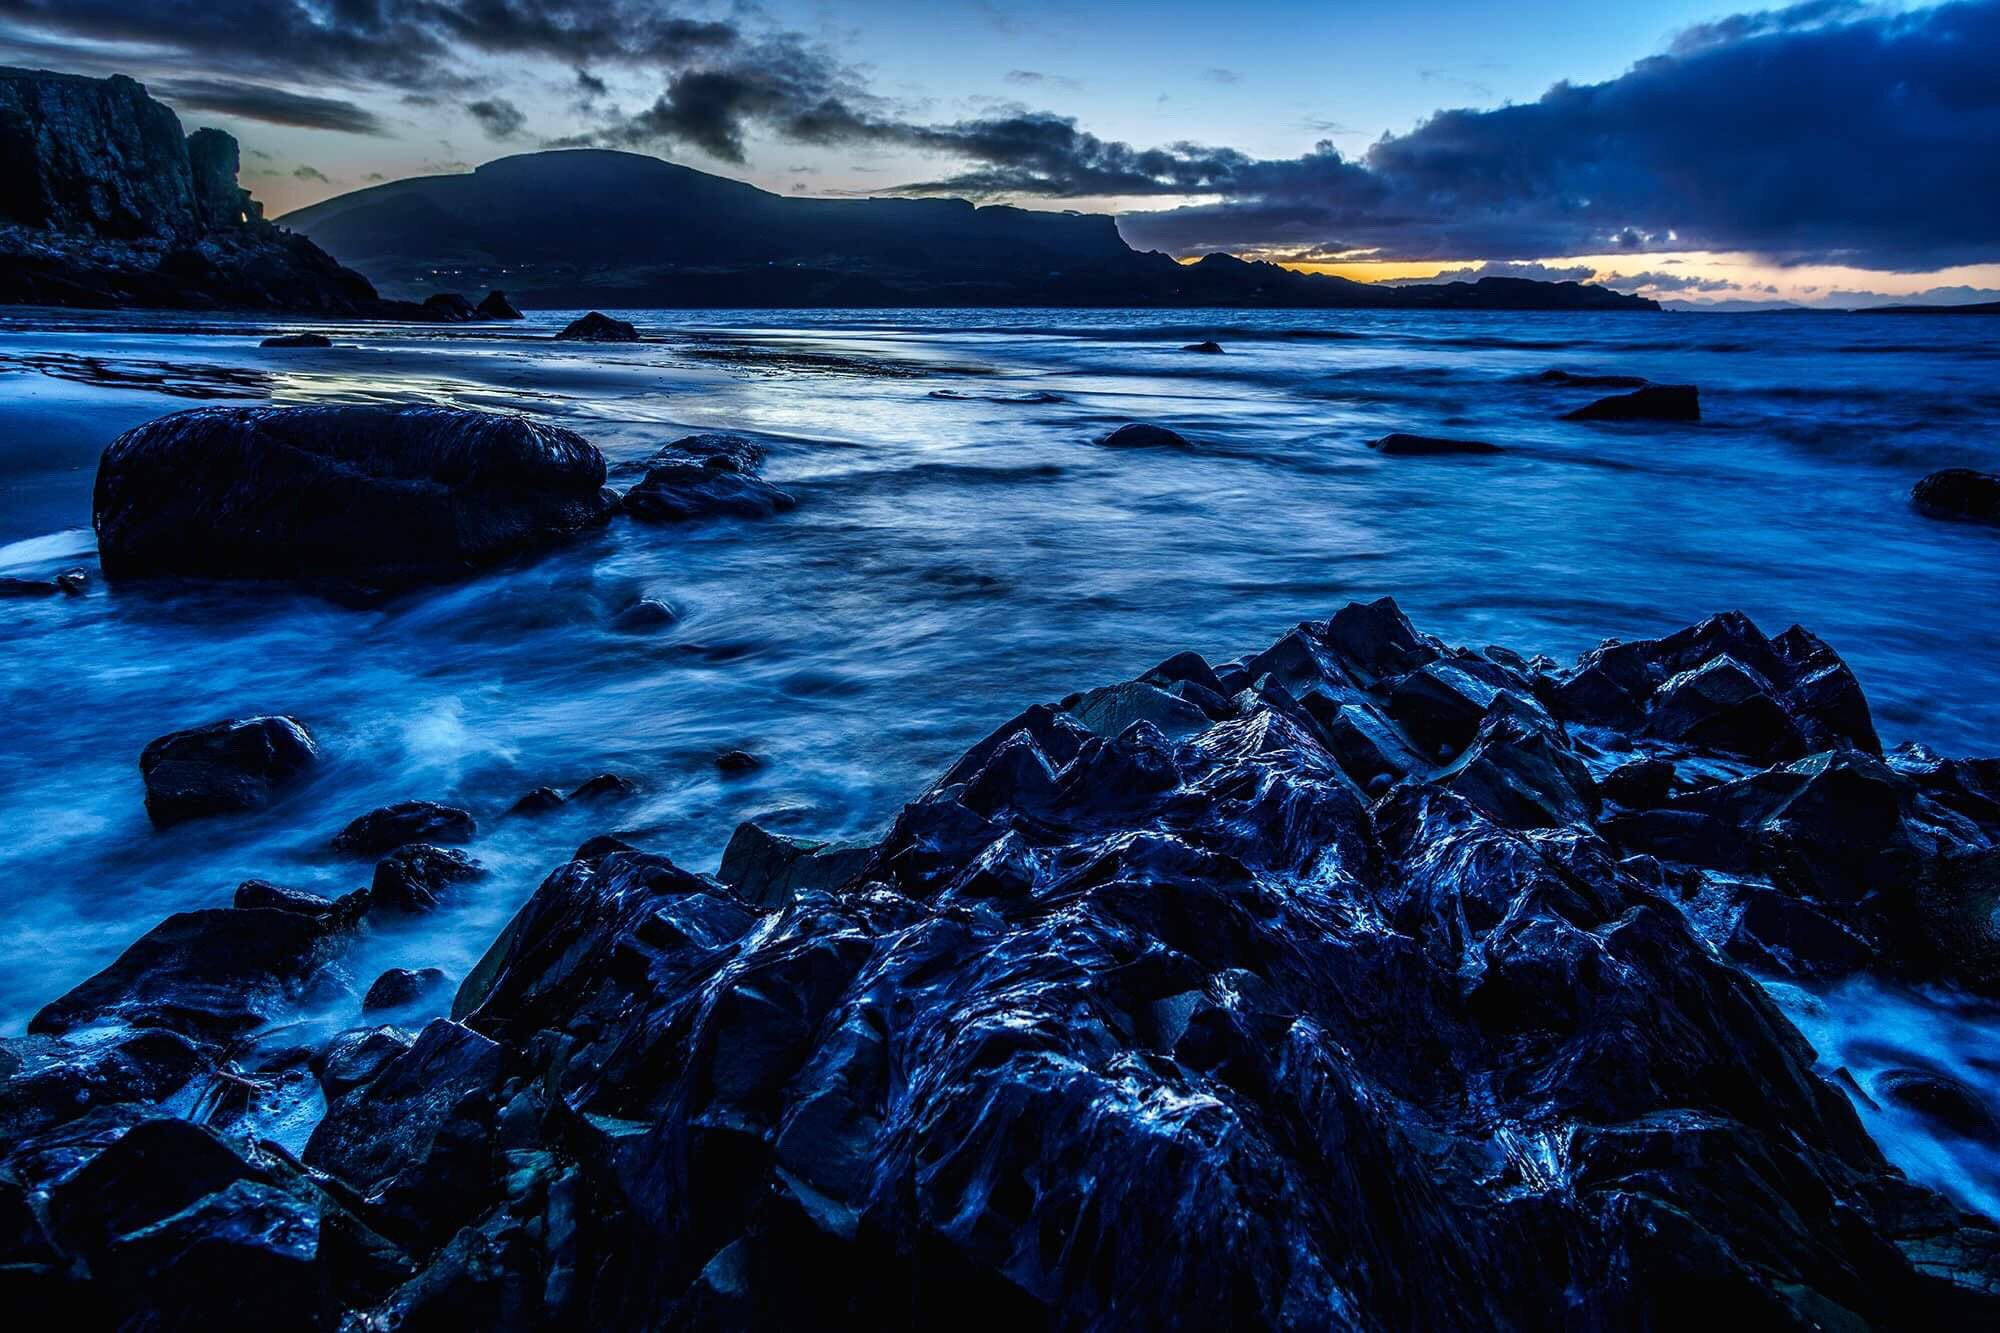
[[1098, 422, 1192, 448], [0, 67, 387, 313], [555, 311, 639, 341], [139, 715, 319, 827], [1913, 468, 2000, 525], [260, 332, 332, 348], [474, 290, 524, 320], [6, 602, 2000, 1327], [623, 432, 796, 522], [93, 405, 619, 591], [1563, 383, 1702, 422], [333, 801, 476, 855]]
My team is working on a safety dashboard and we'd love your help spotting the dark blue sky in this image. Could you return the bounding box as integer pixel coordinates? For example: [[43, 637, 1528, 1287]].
[[1, 1, 1994, 305]]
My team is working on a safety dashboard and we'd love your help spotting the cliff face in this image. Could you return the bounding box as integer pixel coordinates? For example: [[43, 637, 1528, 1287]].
[[0, 66, 373, 311]]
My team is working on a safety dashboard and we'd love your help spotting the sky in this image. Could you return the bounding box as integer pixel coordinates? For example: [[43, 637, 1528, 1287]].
[[2, 0, 1996, 307]]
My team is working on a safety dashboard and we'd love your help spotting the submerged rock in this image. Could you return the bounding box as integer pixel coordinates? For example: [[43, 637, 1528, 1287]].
[[473, 290, 524, 320], [1368, 432, 1501, 456], [611, 596, 677, 631], [1098, 422, 1192, 448], [333, 800, 475, 855], [1181, 340, 1224, 353], [259, 331, 331, 348], [1534, 368, 1649, 388], [623, 432, 796, 522], [138, 715, 318, 827], [555, 311, 639, 341], [1563, 383, 1701, 421], [1913, 468, 2000, 525], [93, 404, 617, 589]]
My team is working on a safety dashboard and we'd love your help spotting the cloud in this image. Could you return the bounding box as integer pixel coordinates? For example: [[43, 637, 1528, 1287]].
[[1202, 68, 1239, 84], [1601, 270, 1748, 293], [575, 67, 608, 98], [1004, 70, 1081, 92], [1389, 260, 1597, 285], [467, 97, 527, 139], [148, 78, 390, 135], [1113, 0, 2000, 269], [292, 164, 330, 182]]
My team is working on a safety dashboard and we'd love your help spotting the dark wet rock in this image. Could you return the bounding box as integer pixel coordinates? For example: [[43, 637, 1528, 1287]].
[[363, 968, 453, 1013], [29, 906, 350, 1041], [420, 292, 478, 322], [715, 749, 762, 774], [717, 822, 875, 909], [1097, 422, 1191, 448], [232, 878, 365, 922], [473, 289, 524, 320], [53, 566, 88, 595], [0, 1031, 206, 1140], [508, 785, 566, 816], [19, 600, 2000, 1327], [1877, 1070, 2000, 1144], [260, 331, 331, 348], [0, 575, 61, 597], [333, 799, 475, 855], [611, 596, 677, 630], [1368, 431, 1501, 456], [555, 310, 639, 341], [1912, 468, 2000, 525], [94, 404, 618, 589], [371, 844, 484, 914], [1181, 339, 1223, 353], [1535, 368, 1650, 388], [568, 772, 638, 802], [1563, 383, 1701, 422], [138, 714, 318, 827], [623, 436, 796, 522]]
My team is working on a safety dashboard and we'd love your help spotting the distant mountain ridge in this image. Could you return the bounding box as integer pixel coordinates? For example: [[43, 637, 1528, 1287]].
[[284, 149, 1659, 312]]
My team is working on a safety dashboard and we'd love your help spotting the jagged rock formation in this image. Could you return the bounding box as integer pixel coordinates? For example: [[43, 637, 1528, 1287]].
[[0, 66, 377, 311], [3, 602, 1999, 1327]]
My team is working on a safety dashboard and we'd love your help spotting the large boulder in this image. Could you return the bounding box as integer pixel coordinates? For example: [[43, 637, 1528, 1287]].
[[1098, 422, 1192, 448], [473, 290, 524, 320], [138, 715, 318, 826], [623, 432, 796, 522], [93, 405, 618, 589], [1913, 468, 2000, 525], [1368, 432, 1500, 456], [333, 800, 475, 855]]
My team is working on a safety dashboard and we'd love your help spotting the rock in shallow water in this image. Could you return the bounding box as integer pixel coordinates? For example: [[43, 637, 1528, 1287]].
[[1562, 383, 1702, 422], [333, 800, 475, 855], [138, 715, 317, 827], [555, 310, 638, 341], [1913, 468, 2000, 525], [1098, 422, 1192, 448], [1368, 431, 1501, 456], [623, 433, 795, 523], [11, 599, 2000, 1327], [259, 331, 331, 348], [92, 404, 618, 590]]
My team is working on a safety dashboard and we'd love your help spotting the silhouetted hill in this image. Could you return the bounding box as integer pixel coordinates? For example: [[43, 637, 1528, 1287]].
[[283, 150, 1657, 311]]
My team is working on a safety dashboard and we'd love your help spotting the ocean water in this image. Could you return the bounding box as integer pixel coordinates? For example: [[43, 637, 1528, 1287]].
[[2, 306, 1997, 1200]]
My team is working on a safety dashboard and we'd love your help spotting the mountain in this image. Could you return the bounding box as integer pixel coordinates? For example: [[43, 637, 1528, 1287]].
[[284, 150, 1658, 312], [0, 67, 380, 312]]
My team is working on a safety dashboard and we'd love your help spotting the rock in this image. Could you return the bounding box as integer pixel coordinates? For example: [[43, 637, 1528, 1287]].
[[611, 596, 676, 630], [53, 566, 88, 595], [93, 405, 618, 589], [29, 906, 349, 1041], [233, 879, 343, 917], [623, 435, 795, 522], [473, 290, 524, 320], [316, 1026, 416, 1101], [717, 822, 875, 908], [1562, 384, 1701, 422], [1912, 468, 2000, 525], [507, 786, 566, 816], [419, 292, 477, 322], [715, 749, 762, 774], [1097, 422, 1191, 448], [1876, 1069, 2000, 1144], [554, 311, 639, 341], [567, 773, 637, 801], [259, 332, 331, 348], [1181, 340, 1224, 353], [362, 968, 453, 1013], [1535, 368, 1649, 388], [1368, 432, 1501, 456], [370, 845, 483, 914], [138, 715, 318, 827], [333, 800, 475, 855], [1602, 756, 1676, 808], [0, 576, 60, 597]]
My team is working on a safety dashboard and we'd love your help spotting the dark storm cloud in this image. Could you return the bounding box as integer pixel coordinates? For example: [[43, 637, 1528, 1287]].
[[1116, 0, 2000, 268], [467, 97, 527, 139], [150, 78, 389, 135], [292, 164, 330, 182]]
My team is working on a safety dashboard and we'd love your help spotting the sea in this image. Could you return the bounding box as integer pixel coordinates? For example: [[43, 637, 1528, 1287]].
[[2, 304, 1997, 1208]]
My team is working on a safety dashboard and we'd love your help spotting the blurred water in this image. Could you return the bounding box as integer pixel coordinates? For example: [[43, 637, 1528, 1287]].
[[1, 304, 1996, 1198]]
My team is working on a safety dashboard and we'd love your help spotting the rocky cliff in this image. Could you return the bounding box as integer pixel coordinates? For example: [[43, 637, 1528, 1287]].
[[0, 67, 376, 312]]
